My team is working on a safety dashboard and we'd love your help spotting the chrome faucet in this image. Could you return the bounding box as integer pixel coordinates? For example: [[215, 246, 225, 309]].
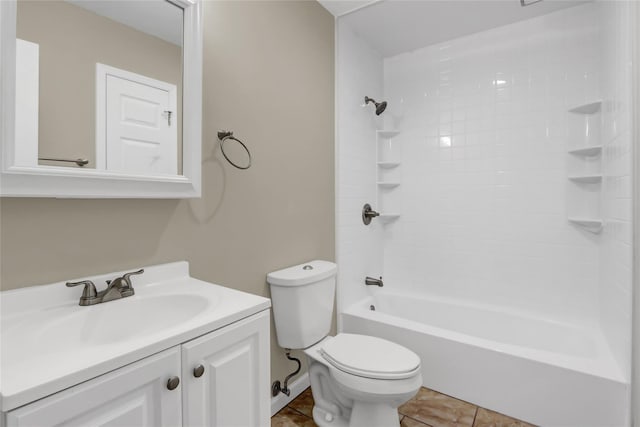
[[365, 276, 384, 287], [66, 269, 144, 306]]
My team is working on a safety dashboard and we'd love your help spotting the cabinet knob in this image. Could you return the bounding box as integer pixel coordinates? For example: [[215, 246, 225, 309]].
[[167, 376, 180, 390], [193, 364, 205, 378]]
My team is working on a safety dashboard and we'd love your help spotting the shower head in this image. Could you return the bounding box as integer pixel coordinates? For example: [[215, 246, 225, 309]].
[[364, 96, 387, 116]]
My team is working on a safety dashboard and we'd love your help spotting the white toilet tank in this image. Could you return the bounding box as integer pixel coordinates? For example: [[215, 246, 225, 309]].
[[267, 260, 337, 349]]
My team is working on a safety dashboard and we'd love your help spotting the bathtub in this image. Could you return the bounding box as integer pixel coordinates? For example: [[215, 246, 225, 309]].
[[341, 292, 629, 427]]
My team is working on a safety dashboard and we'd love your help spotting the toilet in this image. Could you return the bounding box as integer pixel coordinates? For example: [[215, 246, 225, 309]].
[[267, 260, 422, 427]]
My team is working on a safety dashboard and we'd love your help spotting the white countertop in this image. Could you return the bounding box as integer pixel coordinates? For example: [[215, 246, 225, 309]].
[[0, 261, 271, 412]]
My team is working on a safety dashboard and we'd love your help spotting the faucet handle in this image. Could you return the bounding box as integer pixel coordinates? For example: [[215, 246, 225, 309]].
[[66, 280, 98, 305], [118, 269, 144, 296], [121, 269, 144, 285]]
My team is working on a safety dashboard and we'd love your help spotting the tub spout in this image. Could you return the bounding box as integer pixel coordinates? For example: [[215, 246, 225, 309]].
[[365, 276, 384, 287]]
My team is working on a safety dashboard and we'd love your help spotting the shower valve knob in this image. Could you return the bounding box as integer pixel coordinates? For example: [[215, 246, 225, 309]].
[[362, 203, 380, 225]]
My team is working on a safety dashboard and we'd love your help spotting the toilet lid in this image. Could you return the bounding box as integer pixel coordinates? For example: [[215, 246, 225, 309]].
[[319, 334, 421, 380]]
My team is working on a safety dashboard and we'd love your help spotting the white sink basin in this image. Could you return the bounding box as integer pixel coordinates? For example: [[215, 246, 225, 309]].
[[0, 261, 271, 412], [30, 294, 209, 349], [2, 291, 212, 367]]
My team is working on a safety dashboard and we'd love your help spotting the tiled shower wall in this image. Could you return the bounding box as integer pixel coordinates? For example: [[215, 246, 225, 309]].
[[336, 23, 384, 318], [381, 4, 602, 324], [599, 0, 634, 381]]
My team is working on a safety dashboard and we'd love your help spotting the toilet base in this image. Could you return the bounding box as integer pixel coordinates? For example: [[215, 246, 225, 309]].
[[312, 402, 400, 427], [350, 401, 400, 427], [312, 405, 349, 427]]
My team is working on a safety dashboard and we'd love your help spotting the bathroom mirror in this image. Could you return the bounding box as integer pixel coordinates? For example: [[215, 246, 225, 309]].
[[0, 0, 202, 198]]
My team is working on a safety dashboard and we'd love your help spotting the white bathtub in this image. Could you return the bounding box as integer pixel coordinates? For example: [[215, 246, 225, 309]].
[[341, 292, 629, 427]]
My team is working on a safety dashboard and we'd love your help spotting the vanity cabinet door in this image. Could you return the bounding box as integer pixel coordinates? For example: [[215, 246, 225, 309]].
[[5, 347, 182, 427], [181, 310, 270, 427]]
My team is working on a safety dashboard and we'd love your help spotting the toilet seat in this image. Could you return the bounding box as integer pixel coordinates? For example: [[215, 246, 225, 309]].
[[319, 333, 421, 380]]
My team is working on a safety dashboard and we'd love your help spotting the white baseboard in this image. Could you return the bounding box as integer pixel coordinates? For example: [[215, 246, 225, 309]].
[[270, 373, 310, 416]]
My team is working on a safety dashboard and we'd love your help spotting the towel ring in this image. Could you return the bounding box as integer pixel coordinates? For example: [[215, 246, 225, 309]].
[[217, 131, 251, 170]]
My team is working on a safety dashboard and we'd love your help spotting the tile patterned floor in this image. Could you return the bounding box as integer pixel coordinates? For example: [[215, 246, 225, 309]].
[[272, 387, 536, 427]]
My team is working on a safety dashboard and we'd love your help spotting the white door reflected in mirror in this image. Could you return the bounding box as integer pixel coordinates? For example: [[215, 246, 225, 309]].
[[14, 38, 38, 167], [97, 64, 178, 175]]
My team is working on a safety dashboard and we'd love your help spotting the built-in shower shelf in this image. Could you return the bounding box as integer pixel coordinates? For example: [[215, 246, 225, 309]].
[[568, 218, 603, 233], [376, 130, 401, 139], [377, 161, 401, 169], [568, 174, 602, 184], [568, 100, 602, 115], [377, 182, 400, 189], [378, 213, 400, 223], [568, 146, 602, 157]]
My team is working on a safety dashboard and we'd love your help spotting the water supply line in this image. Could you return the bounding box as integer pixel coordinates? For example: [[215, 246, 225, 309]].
[[271, 350, 301, 397]]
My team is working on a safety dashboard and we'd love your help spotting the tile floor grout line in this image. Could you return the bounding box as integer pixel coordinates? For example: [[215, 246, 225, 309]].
[[401, 413, 437, 427], [286, 405, 311, 419], [471, 406, 479, 427]]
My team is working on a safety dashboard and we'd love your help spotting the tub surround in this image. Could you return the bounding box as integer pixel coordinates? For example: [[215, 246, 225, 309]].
[[335, 20, 384, 320], [337, 2, 633, 424]]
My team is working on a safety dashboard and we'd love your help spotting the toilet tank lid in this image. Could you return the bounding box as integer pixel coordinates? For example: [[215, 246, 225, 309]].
[[267, 260, 337, 287]]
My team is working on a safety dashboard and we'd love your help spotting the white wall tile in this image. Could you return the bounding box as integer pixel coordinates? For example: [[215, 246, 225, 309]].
[[598, 0, 634, 381], [336, 23, 385, 317], [382, 4, 602, 324]]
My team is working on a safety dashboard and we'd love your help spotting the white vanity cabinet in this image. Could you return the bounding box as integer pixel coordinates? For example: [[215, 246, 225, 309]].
[[5, 347, 183, 427], [4, 311, 270, 427], [182, 310, 270, 426]]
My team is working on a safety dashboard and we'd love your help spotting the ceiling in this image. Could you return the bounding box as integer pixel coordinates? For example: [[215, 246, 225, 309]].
[[317, 0, 379, 16], [320, 0, 588, 57], [66, 0, 183, 47]]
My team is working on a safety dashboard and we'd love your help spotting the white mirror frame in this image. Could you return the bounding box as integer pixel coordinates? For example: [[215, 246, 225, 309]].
[[0, 0, 202, 198]]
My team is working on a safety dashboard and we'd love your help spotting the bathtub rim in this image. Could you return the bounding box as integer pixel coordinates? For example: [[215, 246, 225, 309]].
[[342, 291, 627, 384]]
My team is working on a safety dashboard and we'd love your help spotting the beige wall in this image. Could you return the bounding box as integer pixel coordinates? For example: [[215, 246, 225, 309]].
[[633, 3, 639, 424], [1, 0, 335, 387], [17, 0, 182, 169], [632, 3, 639, 424]]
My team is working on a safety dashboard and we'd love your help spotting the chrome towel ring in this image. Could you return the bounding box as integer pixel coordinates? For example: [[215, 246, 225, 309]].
[[217, 131, 252, 170]]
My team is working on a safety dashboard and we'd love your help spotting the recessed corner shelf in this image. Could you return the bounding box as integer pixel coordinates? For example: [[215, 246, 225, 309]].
[[568, 174, 602, 184], [568, 146, 602, 157], [377, 161, 401, 169], [568, 100, 602, 115], [377, 182, 400, 189], [376, 130, 401, 139], [568, 218, 603, 233], [379, 213, 400, 223]]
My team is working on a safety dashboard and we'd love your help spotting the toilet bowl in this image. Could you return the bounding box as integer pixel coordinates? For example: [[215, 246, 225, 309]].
[[305, 334, 422, 427], [267, 261, 422, 427]]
